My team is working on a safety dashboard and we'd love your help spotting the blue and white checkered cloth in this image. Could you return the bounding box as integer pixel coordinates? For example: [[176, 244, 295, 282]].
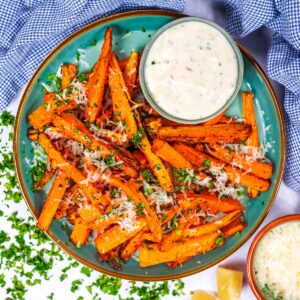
[[0, 0, 300, 192]]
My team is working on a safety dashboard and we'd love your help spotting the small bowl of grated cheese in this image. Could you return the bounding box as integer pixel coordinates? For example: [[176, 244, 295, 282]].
[[247, 215, 300, 300]]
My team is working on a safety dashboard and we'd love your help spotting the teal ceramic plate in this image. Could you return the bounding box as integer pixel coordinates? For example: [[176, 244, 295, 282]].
[[14, 10, 285, 281]]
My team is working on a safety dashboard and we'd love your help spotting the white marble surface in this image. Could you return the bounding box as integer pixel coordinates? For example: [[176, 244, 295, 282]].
[[6, 1, 300, 299]]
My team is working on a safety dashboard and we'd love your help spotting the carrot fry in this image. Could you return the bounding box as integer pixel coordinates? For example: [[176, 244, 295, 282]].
[[139, 232, 220, 267], [85, 27, 112, 122], [140, 101, 160, 117], [70, 220, 90, 247], [94, 219, 146, 254], [222, 218, 246, 238], [205, 143, 272, 179], [123, 51, 139, 96], [37, 170, 68, 231], [160, 210, 241, 251], [109, 176, 162, 242], [53, 113, 139, 178], [38, 134, 109, 208], [152, 139, 193, 169], [109, 53, 137, 139], [243, 92, 259, 147], [61, 64, 77, 90], [157, 124, 251, 143], [136, 115, 174, 192], [173, 143, 270, 192]]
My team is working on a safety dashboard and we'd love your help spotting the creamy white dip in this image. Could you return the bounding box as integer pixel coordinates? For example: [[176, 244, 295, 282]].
[[144, 21, 238, 120], [253, 221, 300, 300]]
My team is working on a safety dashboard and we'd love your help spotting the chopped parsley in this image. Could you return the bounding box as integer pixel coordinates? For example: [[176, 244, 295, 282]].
[[76, 73, 88, 83], [131, 128, 144, 148], [135, 202, 146, 216], [203, 158, 211, 168]]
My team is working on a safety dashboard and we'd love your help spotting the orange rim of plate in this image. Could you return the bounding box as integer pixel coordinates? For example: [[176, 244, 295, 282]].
[[247, 214, 300, 299], [13, 9, 286, 281]]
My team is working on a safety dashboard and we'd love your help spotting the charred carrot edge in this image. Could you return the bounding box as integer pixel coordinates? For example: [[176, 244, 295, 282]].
[[53, 113, 139, 178], [160, 210, 241, 251], [85, 27, 112, 122], [94, 219, 146, 254], [28, 98, 76, 129], [205, 143, 272, 179], [136, 114, 174, 192], [109, 53, 137, 139], [37, 170, 68, 231], [139, 232, 220, 267], [121, 231, 145, 262], [123, 51, 139, 96], [61, 64, 77, 90], [140, 101, 160, 117], [70, 220, 91, 247], [152, 138, 193, 169], [38, 133, 109, 208], [173, 143, 270, 192], [157, 124, 251, 144]]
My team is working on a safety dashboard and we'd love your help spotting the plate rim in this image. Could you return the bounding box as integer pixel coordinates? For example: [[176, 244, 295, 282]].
[[13, 9, 286, 281]]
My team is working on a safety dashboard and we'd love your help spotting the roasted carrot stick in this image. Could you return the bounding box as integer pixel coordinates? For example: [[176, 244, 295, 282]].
[[70, 220, 90, 247], [243, 91, 261, 198], [28, 98, 76, 129], [38, 134, 109, 208], [205, 143, 272, 179], [85, 27, 112, 122], [136, 114, 174, 192], [139, 232, 220, 267], [53, 114, 139, 178], [160, 210, 241, 251], [109, 53, 137, 139], [37, 170, 69, 231], [61, 64, 77, 90], [152, 139, 193, 169], [123, 51, 139, 96], [177, 193, 244, 213], [107, 175, 162, 242], [243, 92, 259, 147], [157, 124, 251, 143], [173, 143, 270, 192], [94, 219, 146, 254]]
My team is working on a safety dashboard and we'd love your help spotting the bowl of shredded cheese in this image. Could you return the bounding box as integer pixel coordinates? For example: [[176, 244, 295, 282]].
[[247, 215, 300, 300]]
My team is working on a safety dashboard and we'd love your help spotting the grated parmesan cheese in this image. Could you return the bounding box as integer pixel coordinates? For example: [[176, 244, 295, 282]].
[[253, 221, 300, 300]]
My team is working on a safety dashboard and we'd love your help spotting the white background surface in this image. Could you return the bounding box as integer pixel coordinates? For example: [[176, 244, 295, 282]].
[[5, 0, 300, 299]]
